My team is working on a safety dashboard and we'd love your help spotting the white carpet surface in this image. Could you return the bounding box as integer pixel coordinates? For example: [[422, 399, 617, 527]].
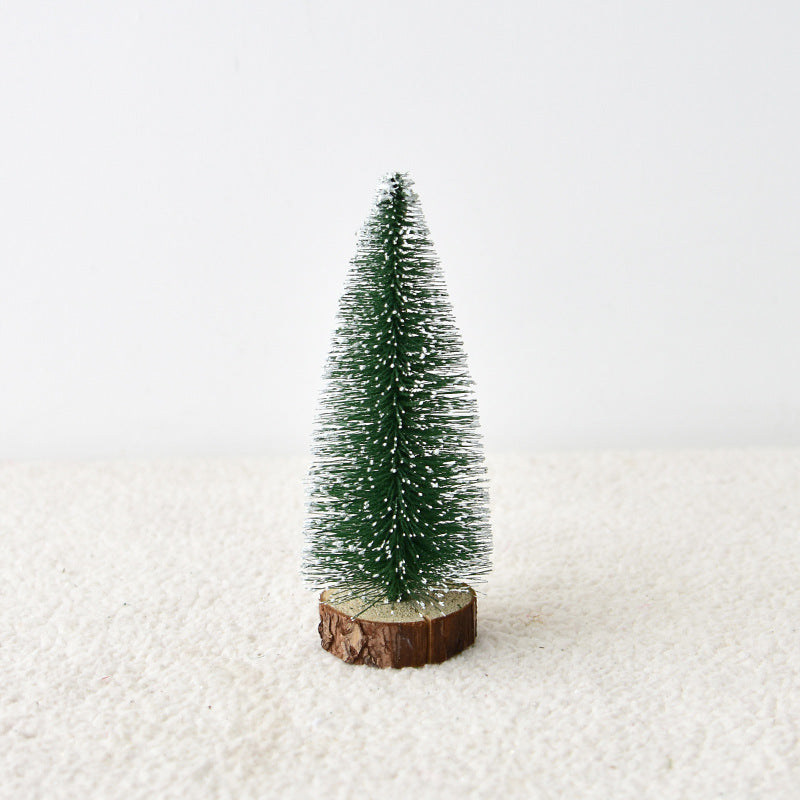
[[2, 451, 799, 799]]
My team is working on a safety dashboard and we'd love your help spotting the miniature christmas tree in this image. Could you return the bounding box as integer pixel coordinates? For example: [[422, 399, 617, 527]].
[[304, 173, 491, 667]]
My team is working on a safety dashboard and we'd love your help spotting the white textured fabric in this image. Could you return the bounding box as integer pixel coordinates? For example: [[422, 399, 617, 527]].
[[2, 452, 799, 799]]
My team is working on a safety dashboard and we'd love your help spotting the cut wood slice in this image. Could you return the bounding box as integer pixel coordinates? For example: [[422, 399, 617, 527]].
[[318, 586, 477, 668]]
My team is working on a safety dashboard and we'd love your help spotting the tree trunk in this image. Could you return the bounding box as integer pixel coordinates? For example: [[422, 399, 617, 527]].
[[318, 588, 477, 668]]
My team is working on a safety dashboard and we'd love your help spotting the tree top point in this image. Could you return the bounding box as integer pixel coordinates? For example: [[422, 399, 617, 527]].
[[378, 171, 415, 203]]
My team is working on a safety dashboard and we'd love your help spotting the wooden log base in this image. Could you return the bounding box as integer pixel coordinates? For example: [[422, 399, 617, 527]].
[[318, 587, 477, 668]]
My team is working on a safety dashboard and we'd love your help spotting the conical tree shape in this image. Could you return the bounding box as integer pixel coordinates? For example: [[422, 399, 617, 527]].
[[304, 173, 491, 607]]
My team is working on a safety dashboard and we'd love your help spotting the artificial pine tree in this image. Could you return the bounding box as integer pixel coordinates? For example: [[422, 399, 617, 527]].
[[304, 172, 491, 667]]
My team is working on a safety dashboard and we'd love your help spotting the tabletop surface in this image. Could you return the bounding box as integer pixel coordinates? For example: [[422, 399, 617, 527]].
[[2, 451, 799, 799]]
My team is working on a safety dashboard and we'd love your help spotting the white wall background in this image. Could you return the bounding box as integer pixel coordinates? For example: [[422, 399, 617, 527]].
[[2, 1, 799, 458]]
